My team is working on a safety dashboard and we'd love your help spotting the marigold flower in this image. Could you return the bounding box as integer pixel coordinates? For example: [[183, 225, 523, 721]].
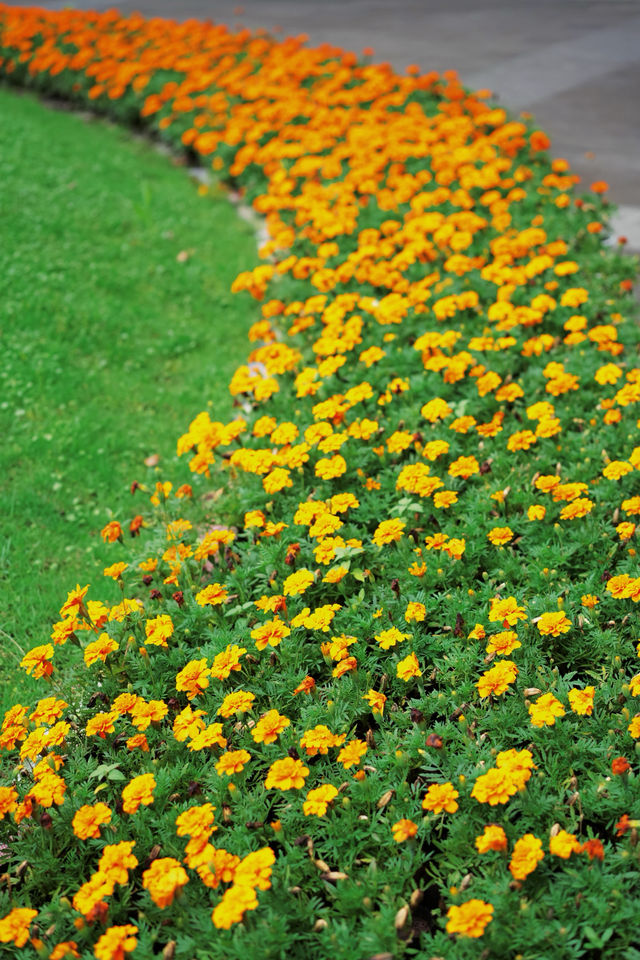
[[567, 686, 594, 715], [217, 690, 255, 718], [446, 899, 494, 938], [392, 818, 418, 842], [211, 884, 258, 929], [265, 757, 309, 790], [20, 643, 54, 679], [145, 614, 174, 647], [93, 924, 137, 960], [536, 611, 571, 636], [100, 521, 123, 543], [99, 841, 138, 885], [488, 526, 514, 545], [142, 858, 188, 908], [372, 518, 406, 546], [195, 583, 229, 606], [477, 660, 518, 697], [422, 782, 459, 814], [475, 824, 508, 853], [337, 739, 367, 768], [363, 689, 386, 714], [176, 659, 211, 700], [397, 651, 422, 681], [72, 803, 112, 840], [549, 829, 581, 858], [509, 833, 544, 879], [0, 907, 38, 948], [611, 756, 631, 775], [489, 596, 527, 626], [121, 773, 156, 814], [529, 692, 565, 727], [251, 617, 291, 650], [216, 749, 251, 776], [303, 783, 339, 816]]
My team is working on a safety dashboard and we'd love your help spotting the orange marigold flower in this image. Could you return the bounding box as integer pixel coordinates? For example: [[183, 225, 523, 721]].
[[363, 689, 386, 714], [72, 803, 112, 840], [142, 858, 189, 909], [251, 617, 291, 651], [489, 596, 527, 626], [217, 690, 255, 718], [121, 773, 156, 814], [100, 521, 123, 544], [99, 841, 138, 885], [337, 739, 367, 769], [475, 824, 508, 853], [422, 782, 459, 814], [509, 834, 544, 880], [145, 614, 174, 647], [93, 924, 138, 960], [176, 659, 211, 700], [580, 838, 605, 861], [20, 643, 54, 679], [612, 756, 631, 775], [487, 526, 513, 546], [0, 907, 38, 948], [211, 884, 258, 929], [392, 818, 418, 842], [216, 749, 251, 776], [549, 829, 581, 859], [446, 899, 494, 938]]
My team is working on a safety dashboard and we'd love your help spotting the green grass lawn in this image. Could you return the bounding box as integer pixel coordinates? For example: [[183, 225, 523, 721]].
[[0, 86, 258, 708]]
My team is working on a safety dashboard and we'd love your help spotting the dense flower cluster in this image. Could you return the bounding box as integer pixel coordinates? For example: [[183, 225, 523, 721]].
[[0, 4, 639, 959]]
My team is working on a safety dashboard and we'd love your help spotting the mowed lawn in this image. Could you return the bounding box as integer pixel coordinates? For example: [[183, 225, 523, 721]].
[[0, 86, 258, 706]]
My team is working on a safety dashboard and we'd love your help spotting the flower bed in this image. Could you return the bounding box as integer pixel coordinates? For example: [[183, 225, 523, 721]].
[[1, 5, 639, 959]]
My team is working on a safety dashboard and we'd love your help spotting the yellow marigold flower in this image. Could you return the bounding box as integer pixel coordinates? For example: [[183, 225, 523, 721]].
[[448, 455, 479, 478], [507, 429, 537, 452], [216, 750, 251, 776], [405, 601, 426, 623], [315, 455, 347, 480], [29, 696, 67, 726], [20, 643, 54, 679], [537, 611, 571, 636], [603, 460, 633, 480], [94, 924, 138, 960], [372, 517, 406, 546], [217, 690, 255, 718], [176, 659, 211, 700], [487, 526, 513, 546], [252, 710, 290, 745], [443, 537, 466, 559], [617, 521, 636, 540], [337, 739, 367, 769], [210, 644, 246, 680], [195, 583, 229, 606], [363, 689, 386, 714], [130, 698, 167, 731], [265, 757, 309, 790], [472, 768, 517, 805], [475, 824, 508, 853], [527, 504, 546, 521], [211, 884, 258, 929], [300, 725, 345, 756], [103, 562, 127, 580], [446, 899, 494, 938], [303, 783, 339, 816], [485, 631, 521, 656], [529, 692, 565, 727], [422, 782, 459, 814], [251, 617, 291, 650], [477, 660, 518, 697], [489, 596, 527, 626], [509, 834, 544, 879], [549, 830, 581, 859], [122, 773, 156, 814], [50, 942, 80, 959], [559, 497, 594, 520], [283, 569, 315, 596], [84, 633, 119, 667], [421, 397, 452, 422], [375, 626, 409, 649], [397, 652, 422, 681], [627, 714, 640, 738], [144, 614, 174, 647], [262, 467, 293, 493], [72, 803, 112, 840], [392, 818, 418, 842], [0, 908, 38, 948], [568, 686, 595, 715]]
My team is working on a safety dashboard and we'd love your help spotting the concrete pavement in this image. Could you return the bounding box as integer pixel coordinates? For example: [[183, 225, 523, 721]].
[[19, 0, 640, 248]]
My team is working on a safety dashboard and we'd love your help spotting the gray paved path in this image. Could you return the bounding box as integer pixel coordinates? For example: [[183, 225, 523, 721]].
[[21, 0, 640, 248]]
